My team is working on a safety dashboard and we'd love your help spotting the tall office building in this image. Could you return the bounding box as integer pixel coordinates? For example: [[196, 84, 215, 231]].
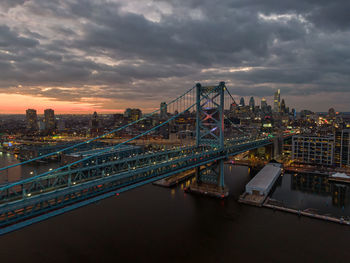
[[274, 89, 281, 113], [26, 109, 38, 131], [124, 108, 142, 121], [90, 111, 100, 128], [261, 98, 268, 113], [239, 97, 245, 106], [130, 109, 142, 121], [90, 111, 101, 135], [281, 99, 286, 113], [249, 97, 255, 111], [334, 129, 350, 168], [291, 108, 296, 118], [44, 109, 55, 131], [160, 102, 168, 119], [124, 108, 132, 118]]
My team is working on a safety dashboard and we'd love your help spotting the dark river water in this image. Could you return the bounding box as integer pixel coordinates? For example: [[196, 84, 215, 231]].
[[270, 173, 350, 219], [0, 155, 350, 263]]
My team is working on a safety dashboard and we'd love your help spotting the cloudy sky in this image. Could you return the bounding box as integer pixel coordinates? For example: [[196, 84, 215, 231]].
[[0, 0, 350, 113]]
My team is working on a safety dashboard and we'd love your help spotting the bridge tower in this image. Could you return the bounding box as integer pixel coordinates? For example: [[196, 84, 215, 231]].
[[189, 82, 229, 198]]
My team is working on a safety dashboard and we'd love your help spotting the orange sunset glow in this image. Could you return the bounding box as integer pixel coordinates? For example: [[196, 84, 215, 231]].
[[0, 93, 124, 114]]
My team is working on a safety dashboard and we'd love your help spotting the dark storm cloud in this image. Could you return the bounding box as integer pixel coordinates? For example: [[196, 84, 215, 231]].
[[0, 25, 39, 48], [0, 0, 27, 10], [0, 0, 350, 110]]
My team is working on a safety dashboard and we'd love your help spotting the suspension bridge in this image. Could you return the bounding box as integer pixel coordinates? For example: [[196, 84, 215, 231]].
[[0, 82, 294, 235]]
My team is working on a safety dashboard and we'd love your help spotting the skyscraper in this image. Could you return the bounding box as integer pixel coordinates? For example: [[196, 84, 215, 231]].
[[26, 109, 38, 131], [124, 108, 132, 118], [281, 99, 286, 113], [261, 98, 268, 113], [249, 97, 255, 111], [44, 109, 55, 131], [291, 108, 296, 118], [90, 111, 100, 128], [274, 89, 281, 112], [160, 102, 168, 119], [90, 111, 101, 135], [130, 109, 142, 121], [239, 97, 245, 106]]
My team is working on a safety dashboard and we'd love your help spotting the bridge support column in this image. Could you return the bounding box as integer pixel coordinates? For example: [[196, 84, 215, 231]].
[[187, 82, 229, 198]]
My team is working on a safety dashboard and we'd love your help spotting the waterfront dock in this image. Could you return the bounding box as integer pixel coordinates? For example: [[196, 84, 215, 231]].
[[153, 169, 195, 187], [239, 162, 282, 206], [264, 198, 350, 225], [328, 173, 350, 184], [185, 183, 229, 198], [328, 177, 350, 184], [284, 166, 330, 176]]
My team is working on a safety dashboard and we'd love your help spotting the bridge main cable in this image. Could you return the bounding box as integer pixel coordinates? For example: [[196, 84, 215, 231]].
[[0, 86, 196, 173]]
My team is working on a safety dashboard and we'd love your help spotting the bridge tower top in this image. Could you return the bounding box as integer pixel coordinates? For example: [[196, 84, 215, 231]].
[[196, 82, 225, 149]]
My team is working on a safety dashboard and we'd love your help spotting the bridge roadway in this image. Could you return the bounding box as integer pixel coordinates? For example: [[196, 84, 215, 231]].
[[0, 135, 286, 234]]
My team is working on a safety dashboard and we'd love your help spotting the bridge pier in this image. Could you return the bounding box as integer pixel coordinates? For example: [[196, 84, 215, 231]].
[[186, 159, 229, 198]]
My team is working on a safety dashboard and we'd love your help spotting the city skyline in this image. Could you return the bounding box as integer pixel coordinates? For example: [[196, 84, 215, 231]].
[[1, 1, 350, 113], [0, 89, 338, 115]]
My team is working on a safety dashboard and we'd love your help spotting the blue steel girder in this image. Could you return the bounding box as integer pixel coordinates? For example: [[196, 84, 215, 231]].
[[0, 145, 209, 203], [0, 136, 269, 204], [196, 82, 225, 149], [0, 148, 225, 226]]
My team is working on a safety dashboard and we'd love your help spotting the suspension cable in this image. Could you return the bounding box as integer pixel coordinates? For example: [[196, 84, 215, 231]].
[[0, 86, 196, 172]]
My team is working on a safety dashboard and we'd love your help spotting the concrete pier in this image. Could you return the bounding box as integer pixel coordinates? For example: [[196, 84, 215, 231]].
[[185, 183, 229, 198], [153, 169, 195, 187], [264, 198, 350, 225], [239, 162, 282, 206]]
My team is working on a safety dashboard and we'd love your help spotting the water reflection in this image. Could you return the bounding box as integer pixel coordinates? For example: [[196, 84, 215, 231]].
[[271, 172, 350, 217], [332, 184, 349, 208], [291, 173, 330, 196]]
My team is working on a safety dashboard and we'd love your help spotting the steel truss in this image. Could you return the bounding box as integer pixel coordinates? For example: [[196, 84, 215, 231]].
[[195, 82, 226, 187], [0, 136, 275, 229]]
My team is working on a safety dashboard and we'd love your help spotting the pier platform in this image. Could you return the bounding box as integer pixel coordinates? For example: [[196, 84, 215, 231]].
[[153, 169, 195, 187], [185, 183, 229, 198], [328, 173, 350, 184], [264, 198, 350, 225], [239, 162, 282, 206]]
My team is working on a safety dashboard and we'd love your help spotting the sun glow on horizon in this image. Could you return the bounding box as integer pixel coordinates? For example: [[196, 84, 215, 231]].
[[0, 93, 125, 114]]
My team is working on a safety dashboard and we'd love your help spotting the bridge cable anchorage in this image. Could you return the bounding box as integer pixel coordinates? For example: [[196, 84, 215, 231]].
[[0, 86, 218, 191], [0, 86, 197, 173]]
